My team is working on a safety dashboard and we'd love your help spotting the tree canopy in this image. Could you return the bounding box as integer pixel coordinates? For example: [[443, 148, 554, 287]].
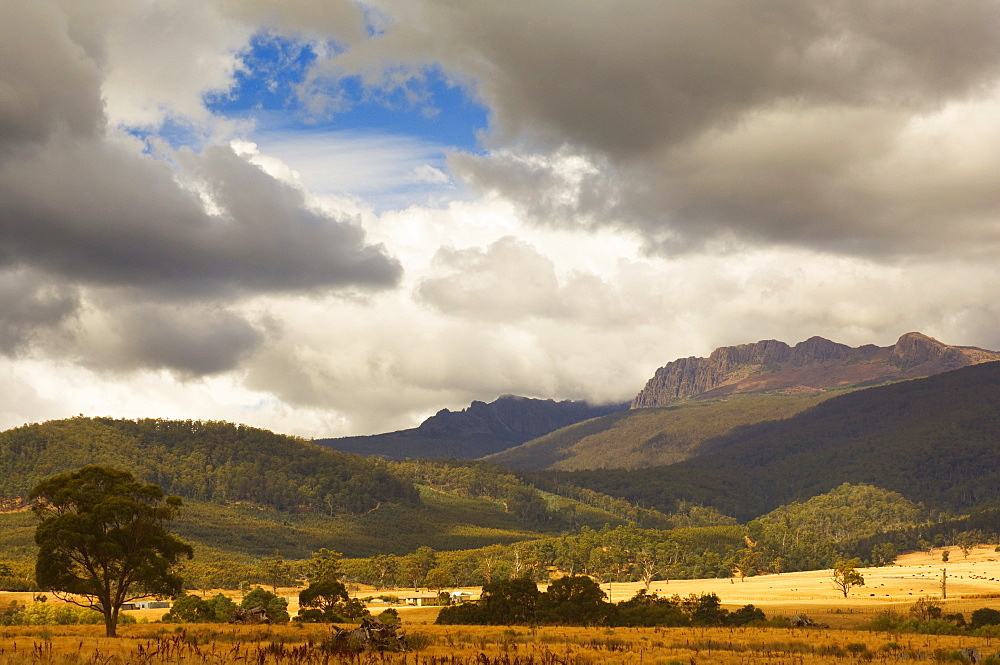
[[31, 465, 193, 636]]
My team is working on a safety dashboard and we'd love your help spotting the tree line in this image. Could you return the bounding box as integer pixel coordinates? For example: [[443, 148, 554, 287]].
[[437, 575, 767, 627]]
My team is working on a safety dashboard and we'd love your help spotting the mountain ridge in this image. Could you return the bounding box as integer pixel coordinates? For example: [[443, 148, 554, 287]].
[[317, 395, 628, 460], [544, 359, 1000, 520], [631, 331, 1000, 408], [489, 332, 1000, 471]]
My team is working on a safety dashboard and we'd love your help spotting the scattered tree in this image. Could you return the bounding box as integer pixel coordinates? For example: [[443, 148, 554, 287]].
[[31, 466, 193, 637], [832, 559, 865, 598], [956, 531, 982, 558]]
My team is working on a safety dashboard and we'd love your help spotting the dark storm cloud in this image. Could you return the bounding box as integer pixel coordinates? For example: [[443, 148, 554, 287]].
[[0, 1, 401, 299], [337, 0, 1000, 255], [0, 269, 79, 355], [114, 305, 266, 377], [0, 1, 103, 147]]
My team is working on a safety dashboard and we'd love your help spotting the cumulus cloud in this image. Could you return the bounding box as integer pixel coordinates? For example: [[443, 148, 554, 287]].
[[0, 0, 401, 300], [417, 236, 627, 325], [2, 0, 1000, 440], [322, 0, 1000, 256]]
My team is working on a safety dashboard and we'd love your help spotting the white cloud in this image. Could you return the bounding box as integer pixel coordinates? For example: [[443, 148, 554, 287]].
[[1, 0, 999, 443], [252, 129, 461, 210]]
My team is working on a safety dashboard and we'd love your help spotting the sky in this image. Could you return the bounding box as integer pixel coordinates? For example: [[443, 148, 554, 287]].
[[2, 1, 1000, 438]]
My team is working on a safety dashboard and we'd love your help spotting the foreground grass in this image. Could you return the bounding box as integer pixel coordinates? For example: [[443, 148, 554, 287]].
[[1, 622, 999, 664]]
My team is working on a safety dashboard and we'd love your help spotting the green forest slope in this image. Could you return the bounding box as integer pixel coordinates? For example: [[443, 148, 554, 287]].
[[0, 418, 644, 564], [547, 361, 1000, 521]]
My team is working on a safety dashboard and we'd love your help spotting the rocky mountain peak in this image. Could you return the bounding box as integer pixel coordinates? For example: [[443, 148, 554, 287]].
[[631, 332, 1000, 409]]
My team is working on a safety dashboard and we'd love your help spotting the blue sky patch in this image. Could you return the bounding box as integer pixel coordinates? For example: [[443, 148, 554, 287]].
[[207, 31, 489, 154]]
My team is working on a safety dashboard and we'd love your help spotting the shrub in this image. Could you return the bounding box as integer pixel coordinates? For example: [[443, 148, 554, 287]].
[[377, 608, 400, 625]]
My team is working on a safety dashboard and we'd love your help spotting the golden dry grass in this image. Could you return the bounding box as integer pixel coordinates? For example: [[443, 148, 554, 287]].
[[0, 622, 998, 665]]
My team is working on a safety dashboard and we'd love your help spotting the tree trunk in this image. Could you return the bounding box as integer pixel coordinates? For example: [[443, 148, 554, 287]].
[[104, 608, 118, 637]]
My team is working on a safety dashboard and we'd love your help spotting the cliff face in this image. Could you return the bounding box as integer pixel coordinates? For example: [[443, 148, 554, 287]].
[[631, 332, 1000, 408]]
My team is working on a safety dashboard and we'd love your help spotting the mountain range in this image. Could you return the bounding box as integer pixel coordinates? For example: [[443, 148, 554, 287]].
[[548, 358, 1000, 521], [631, 331, 1000, 407], [319, 332, 998, 467], [2, 331, 998, 570], [316, 395, 627, 460]]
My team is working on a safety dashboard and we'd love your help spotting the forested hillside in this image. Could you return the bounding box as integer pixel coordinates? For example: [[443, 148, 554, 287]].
[[0, 418, 648, 564], [545, 361, 1000, 520], [338, 484, 980, 590], [0, 418, 416, 514]]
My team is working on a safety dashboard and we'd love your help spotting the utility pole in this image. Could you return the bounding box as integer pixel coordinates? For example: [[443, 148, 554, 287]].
[[940, 568, 947, 600]]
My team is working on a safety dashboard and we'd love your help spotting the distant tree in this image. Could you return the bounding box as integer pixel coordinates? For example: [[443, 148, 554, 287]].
[[731, 548, 759, 582], [306, 548, 343, 583], [397, 554, 423, 591], [611, 590, 688, 627], [537, 575, 612, 625], [970, 607, 1000, 629], [942, 550, 950, 562], [413, 546, 437, 584], [680, 592, 729, 626], [635, 545, 669, 591], [365, 554, 398, 590], [297, 548, 367, 622], [956, 531, 982, 558], [870, 543, 897, 567], [424, 567, 453, 594], [163, 593, 215, 623], [832, 559, 865, 598], [479, 576, 540, 624], [910, 598, 943, 621], [31, 466, 193, 637], [297, 579, 368, 622], [256, 555, 296, 594]]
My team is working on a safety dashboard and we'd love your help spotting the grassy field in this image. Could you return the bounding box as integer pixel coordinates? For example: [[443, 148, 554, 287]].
[[0, 621, 997, 664], [3, 547, 999, 663]]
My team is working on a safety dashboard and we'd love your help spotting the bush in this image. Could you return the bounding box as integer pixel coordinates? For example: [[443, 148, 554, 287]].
[[242, 587, 289, 624], [7, 602, 104, 626], [610, 591, 688, 627], [435, 602, 484, 625], [727, 604, 766, 626], [163, 593, 235, 623], [377, 608, 400, 625]]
